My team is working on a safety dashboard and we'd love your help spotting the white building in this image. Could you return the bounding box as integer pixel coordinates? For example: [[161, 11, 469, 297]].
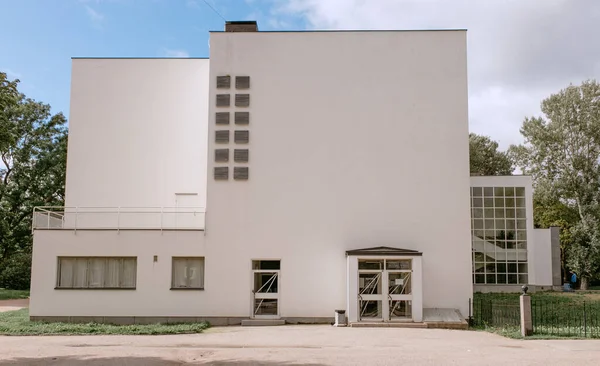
[[29, 22, 560, 326]]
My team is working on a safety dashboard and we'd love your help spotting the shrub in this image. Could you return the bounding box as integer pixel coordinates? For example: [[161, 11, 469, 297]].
[[0, 252, 31, 290]]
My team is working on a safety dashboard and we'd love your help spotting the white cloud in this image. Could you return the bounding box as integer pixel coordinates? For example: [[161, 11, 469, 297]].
[[163, 49, 190, 58], [274, 0, 600, 149], [85, 5, 105, 28]]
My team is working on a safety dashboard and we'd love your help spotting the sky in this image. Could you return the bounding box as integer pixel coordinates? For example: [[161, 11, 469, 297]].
[[1, 0, 599, 150]]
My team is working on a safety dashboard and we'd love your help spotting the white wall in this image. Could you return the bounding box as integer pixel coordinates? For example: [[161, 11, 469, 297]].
[[533, 229, 553, 286], [65, 58, 210, 209], [206, 30, 471, 317], [30, 230, 222, 317]]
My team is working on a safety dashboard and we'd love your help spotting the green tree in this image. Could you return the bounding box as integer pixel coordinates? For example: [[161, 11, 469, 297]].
[[0, 71, 67, 289], [469, 133, 513, 176], [510, 80, 600, 289]]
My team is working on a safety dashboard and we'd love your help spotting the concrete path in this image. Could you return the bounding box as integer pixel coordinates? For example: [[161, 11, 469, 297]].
[[0, 325, 599, 365], [0, 299, 28, 313]]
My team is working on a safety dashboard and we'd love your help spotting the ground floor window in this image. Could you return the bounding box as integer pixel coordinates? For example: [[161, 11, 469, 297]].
[[56, 257, 137, 289], [171, 257, 205, 289]]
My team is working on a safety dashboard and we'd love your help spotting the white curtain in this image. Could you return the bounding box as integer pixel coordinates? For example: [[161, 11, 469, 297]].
[[172, 258, 204, 288], [88, 258, 105, 287], [73, 258, 88, 288], [58, 258, 75, 288], [121, 258, 136, 288]]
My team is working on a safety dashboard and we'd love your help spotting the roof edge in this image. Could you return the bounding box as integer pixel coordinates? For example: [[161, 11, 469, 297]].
[[210, 29, 467, 33]]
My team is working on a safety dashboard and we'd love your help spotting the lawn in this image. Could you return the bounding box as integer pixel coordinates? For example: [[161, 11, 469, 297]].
[[0, 289, 30, 300], [0, 309, 209, 336]]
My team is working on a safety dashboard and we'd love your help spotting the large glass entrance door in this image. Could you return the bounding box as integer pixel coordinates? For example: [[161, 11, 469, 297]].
[[358, 259, 413, 322]]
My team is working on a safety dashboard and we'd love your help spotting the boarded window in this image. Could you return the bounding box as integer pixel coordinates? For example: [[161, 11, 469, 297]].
[[172, 257, 205, 289], [234, 149, 249, 163], [216, 94, 231, 107], [235, 94, 250, 107], [56, 257, 137, 289], [234, 167, 249, 180], [216, 76, 231, 89], [236, 76, 250, 89], [235, 130, 249, 144], [215, 149, 229, 162], [216, 112, 230, 125], [235, 112, 249, 125], [215, 130, 230, 143], [214, 167, 229, 180]]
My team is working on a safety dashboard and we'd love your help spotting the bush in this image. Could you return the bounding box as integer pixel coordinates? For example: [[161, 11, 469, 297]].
[[0, 252, 31, 290]]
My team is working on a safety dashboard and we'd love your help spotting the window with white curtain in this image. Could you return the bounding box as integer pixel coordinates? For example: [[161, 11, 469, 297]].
[[56, 257, 137, 289], [171, 257, 205, 289]]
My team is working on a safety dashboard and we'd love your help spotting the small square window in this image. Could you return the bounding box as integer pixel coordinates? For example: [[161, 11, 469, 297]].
[[214, 167, 228, 180], [235, 112, 250, 125], [235, 94, 250, 107], [216, 76, 231, 89], [515, 187, 525, 197], [172, 257, 205, 289], [494, 187, 504, 196], [505, 187, 515, 196], [234, 149, 249, 163], [234, 167, 249, 180], [235, 130, 250, 144], [215, 130, 230, 144], [216, 112, 230, 125], [236, 76, 250, 89], [215, 149, 229, 162], [472, 187, 482, 197], [216, 94, 230, 107], [472, 198, 483, 208]]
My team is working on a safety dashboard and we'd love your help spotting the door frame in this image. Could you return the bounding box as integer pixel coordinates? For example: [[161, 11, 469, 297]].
[[250, 259, 281, 319], [348, 255, 423, 323]]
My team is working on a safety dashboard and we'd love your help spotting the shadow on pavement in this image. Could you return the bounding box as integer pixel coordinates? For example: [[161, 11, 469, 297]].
[[0, 356, 327, 365]]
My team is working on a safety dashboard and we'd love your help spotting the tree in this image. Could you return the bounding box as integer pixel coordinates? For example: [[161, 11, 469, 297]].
[[0, 71, 67, 289], [510, 80, 600, 289], [469, 133, 513, 176]]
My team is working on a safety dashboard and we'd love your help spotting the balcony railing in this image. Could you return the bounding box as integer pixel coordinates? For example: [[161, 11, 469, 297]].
[[32, 206, 205, 231]]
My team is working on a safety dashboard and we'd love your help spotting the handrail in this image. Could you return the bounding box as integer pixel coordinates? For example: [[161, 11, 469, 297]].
[[32, 206, 206, 231]]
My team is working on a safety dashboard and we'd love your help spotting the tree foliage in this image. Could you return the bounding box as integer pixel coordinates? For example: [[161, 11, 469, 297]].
[[510, 80, 600, 289], [0, 71, 67, 289], [469, 133, 513, 176]]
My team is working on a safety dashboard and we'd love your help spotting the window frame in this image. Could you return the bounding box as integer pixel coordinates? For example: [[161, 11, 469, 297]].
[[171, 257, 205, 290], [55, 256, 137, 290]]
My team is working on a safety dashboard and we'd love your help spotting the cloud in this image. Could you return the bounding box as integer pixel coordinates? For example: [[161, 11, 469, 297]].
[[85, 5, 105, 28], [274, 0, 600, 149], [163, 49, 190, 58]]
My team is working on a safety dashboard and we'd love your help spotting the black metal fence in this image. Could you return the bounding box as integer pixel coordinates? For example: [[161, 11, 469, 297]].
[[470, 295, 600, 338], [471, 297, 520, 328], [532, 299, 600, 338]]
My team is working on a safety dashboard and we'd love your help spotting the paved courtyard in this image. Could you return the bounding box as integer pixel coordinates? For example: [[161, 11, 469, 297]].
[[0, 325, 599, 365]]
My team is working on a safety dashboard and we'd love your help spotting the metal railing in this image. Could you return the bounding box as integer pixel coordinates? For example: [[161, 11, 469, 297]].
[[532, 299, 600, 338], [470, 297, 520, 328], [32, 206, 206, 231]]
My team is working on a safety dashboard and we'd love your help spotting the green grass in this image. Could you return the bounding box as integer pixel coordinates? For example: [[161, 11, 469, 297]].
[[0, 289, 30, 300], [0, 309, 209, 336]]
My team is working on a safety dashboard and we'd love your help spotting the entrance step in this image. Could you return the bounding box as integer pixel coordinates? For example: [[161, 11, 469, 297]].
[[350, 322, 427, 328], [241, 319, 285, 326], [423, 308, 468, 330]]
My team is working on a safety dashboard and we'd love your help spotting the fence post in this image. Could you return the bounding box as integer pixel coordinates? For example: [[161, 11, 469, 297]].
[[520, 285, 533, 337], [584, 301, 587, 338]]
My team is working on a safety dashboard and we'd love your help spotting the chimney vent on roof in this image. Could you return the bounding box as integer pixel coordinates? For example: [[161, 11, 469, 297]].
[[225, 21, 258, 32]]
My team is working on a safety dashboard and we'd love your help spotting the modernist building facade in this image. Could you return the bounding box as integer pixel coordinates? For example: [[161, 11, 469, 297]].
[[29, 22, 559, 325]]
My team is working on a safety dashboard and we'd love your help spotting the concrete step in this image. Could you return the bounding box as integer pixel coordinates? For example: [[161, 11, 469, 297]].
[[350, 322, 427, 328], [241, 319, 286, 326]]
